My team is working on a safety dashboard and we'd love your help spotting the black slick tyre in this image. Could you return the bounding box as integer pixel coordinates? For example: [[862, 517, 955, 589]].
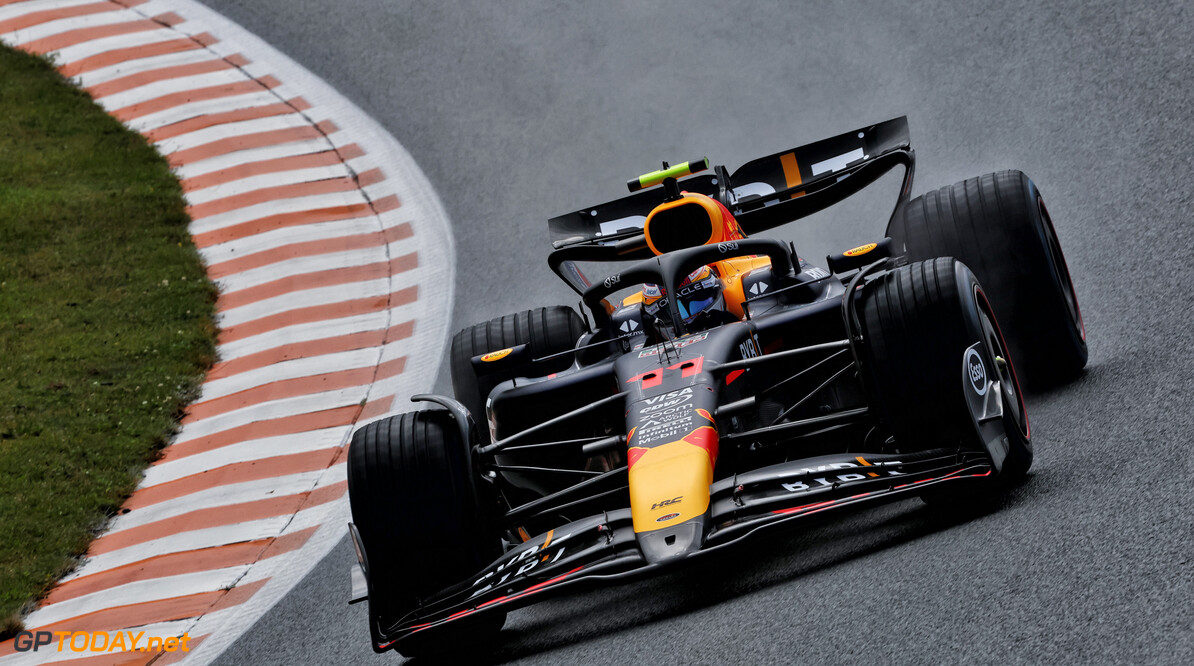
[[347, 410, 504, 658], [860, 258, 1033, 489], [887, 170, 1086, 388], [450, 306, 589, 420]]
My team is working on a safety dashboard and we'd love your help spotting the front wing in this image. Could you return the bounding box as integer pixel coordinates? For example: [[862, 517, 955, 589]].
[[352, 448, 991, 651]]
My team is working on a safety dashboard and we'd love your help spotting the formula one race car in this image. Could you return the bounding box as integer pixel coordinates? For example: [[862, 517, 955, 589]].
[[345, 117, 1087, 657]]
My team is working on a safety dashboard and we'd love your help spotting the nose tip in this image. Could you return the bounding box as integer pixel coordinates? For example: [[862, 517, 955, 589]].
[[636, 518, 706, 565]]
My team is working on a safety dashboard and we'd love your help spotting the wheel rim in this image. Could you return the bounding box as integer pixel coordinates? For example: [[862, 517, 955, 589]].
[[975, 287, 1029, 439], [1038, 196, 1086, 342]]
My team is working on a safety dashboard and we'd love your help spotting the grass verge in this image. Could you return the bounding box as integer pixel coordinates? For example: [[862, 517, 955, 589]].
[[0, 45, 217, 637]]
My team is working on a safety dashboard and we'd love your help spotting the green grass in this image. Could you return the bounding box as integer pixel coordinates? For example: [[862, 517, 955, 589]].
[[0, 46, 217, 636]]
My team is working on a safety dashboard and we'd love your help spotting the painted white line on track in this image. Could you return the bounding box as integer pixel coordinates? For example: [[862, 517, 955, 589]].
[[214, 311, 399, 361], [67, 517, 297, 579], [126, 91, 285, 132], [153, 109, 314, 152], [186, 165, 353, 204], [214, 277, 393, 328], [140, 440, 338, 490], [53, 24, 179, 62], [0, 0, 96, 23], [112, 469, 329, 529], [168, 387, 373, 444], [195, 347, 385, 399], [4, 9, 140, 45], [188, 191, 369, 231], [76, 47, 221, 86], [25, 566, 251, 629], [94, 68, 247, 106], [173, 139, 337, 181], [207, 253, 399, 301], [199, 218, 380, 263]]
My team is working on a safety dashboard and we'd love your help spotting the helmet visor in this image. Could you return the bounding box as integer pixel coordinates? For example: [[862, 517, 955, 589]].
[[678, 294, 718, 322]]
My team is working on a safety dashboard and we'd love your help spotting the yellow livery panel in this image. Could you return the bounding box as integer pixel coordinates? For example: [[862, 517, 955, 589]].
[[628, 426, 718, 532]]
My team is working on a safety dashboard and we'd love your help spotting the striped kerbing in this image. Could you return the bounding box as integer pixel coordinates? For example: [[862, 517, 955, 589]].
[[0, 0, 454, 663]]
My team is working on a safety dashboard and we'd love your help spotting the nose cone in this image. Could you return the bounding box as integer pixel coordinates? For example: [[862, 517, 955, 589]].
[[636, 516, 707, 565]]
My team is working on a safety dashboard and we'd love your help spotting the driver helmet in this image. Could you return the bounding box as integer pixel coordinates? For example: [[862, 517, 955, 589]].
[[643, 265, 724, 324]]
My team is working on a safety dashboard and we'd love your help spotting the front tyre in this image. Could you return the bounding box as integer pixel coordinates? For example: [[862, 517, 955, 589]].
[[347, 410, 504, 658], [860, 258, 1032, 488]]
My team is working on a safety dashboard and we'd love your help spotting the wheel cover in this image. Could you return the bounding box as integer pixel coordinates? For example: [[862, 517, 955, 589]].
[[975, 287, 1029, 439]]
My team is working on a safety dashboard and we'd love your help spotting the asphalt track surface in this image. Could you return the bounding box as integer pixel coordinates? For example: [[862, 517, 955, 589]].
[[199, 1, 1194, 663]]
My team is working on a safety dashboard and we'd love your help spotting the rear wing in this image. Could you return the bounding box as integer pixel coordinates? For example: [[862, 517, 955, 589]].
[[547, 117, 915, 293]]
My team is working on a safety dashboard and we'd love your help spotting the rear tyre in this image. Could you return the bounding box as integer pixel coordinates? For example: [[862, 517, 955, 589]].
[[860, 258, 1032, 492], [887, 170, 1086, 388], [450, 306, 589, 420], [346, 411, 504, 658]]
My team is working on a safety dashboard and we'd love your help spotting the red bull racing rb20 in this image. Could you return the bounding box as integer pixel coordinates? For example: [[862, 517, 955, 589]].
[[345, 117, 1088, 657]]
